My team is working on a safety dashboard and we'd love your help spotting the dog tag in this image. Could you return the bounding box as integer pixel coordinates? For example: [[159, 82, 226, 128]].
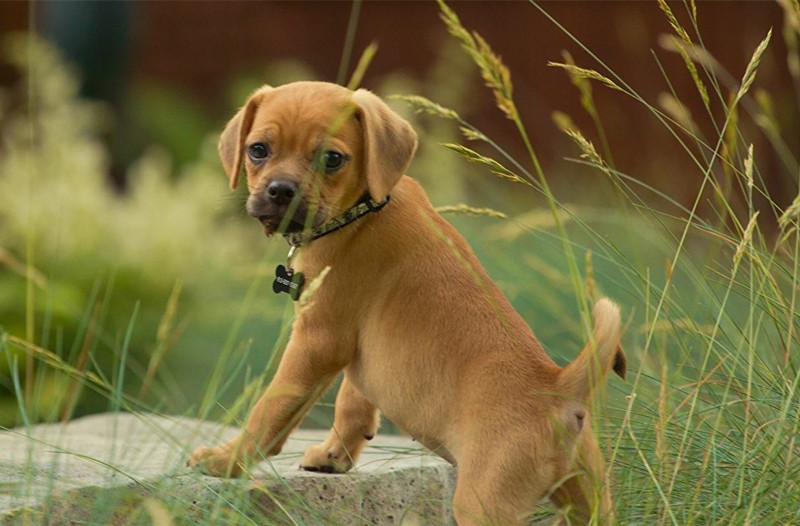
[[273, 265, 305, 301]]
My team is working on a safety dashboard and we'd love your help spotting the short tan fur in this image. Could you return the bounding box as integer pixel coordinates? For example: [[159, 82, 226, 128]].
[[189, 81, 625, 525]]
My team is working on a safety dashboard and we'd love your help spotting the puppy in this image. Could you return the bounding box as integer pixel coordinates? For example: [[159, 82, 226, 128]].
[[188, 81, 626, 525]]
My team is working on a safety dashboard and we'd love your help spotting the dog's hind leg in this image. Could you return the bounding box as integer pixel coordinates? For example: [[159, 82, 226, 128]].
[[451, 444, 553, 526], [548, 428, 614, 525], [299, 374, 379, 473]]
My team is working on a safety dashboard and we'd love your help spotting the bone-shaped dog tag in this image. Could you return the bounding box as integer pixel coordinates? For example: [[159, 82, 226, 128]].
[[273, 265, 305, 301]]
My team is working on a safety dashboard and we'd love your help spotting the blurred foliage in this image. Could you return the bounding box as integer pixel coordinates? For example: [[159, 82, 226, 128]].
[[0, 32, 505, 429], [0, 34, 287, 426]]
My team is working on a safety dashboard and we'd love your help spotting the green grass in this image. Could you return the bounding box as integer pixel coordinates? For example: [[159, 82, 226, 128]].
[[2, 1, 800, 524]]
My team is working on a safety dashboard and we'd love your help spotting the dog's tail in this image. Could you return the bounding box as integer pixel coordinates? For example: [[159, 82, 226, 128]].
[[557, 298, 626, 401]]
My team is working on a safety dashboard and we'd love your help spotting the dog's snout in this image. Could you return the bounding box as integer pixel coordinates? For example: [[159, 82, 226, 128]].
[[246, 177, 311, 234], [266, 180, 297, 205]]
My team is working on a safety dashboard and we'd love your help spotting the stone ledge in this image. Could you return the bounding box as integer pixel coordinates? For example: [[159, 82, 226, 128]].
[[0, 412, 455, 525]]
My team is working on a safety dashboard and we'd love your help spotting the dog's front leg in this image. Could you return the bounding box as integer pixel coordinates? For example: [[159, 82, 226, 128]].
[[188, 326, 346, 477], [299, 374, 379, 473]]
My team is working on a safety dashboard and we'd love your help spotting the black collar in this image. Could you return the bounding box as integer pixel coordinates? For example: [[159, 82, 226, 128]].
[[284, 194, 390, 247]]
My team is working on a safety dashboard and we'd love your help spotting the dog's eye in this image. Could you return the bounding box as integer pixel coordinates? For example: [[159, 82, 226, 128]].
[[247, 143, 270, 162], [321, 151, 345, 173]]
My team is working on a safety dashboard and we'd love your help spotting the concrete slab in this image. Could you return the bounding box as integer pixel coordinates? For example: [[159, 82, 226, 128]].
[[0, 412, 455, 525]]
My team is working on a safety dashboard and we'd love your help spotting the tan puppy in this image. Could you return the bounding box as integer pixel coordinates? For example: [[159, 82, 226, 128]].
[[188, 81, 626, 525]]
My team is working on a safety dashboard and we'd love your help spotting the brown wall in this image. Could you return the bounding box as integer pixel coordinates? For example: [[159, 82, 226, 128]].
[[2, 1, 796, 216]]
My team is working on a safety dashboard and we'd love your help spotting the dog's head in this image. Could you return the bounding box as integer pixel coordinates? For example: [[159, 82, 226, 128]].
[[218, 81, 418, 236]]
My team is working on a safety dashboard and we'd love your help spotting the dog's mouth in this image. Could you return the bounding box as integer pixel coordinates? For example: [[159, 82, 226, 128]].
[[256, 214, 308, 236], [247, 196, 326, 238]]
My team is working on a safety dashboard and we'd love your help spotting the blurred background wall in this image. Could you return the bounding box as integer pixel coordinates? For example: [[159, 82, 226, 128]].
[[1, 1, 794, 210]]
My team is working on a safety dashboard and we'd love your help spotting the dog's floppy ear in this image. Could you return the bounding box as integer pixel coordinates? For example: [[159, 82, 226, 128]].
[[353, 89, 418, 201], [218, 86, 273, 190]]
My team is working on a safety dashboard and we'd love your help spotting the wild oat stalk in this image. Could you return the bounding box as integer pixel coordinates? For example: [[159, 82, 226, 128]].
[[390, 94, 460, 121], [657, 0, 693, 46], [689, 0, 698, 24], [779, 1, 800, 81], [437, 0, 516, 121], [736, 29, 773, 104], [546, 62, 623, 93], [392, 93, 537, 187], [779, 194, 800, 232], [298, 266, 331, 315], [743, 144, 754, 192], [562, 129, 608, 175], [437, 0, 588, 316], [441, 143, 531, 187], [435, 204, 507, 219], [5, 335, 105, 387], [657, 0, 710, 110], [560, 50, 615, 168], [733, 212, 760, 267], [460, 126, 490, 142]]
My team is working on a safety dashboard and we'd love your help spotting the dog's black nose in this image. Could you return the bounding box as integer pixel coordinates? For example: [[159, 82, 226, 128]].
[[266, 180, 297, 205]]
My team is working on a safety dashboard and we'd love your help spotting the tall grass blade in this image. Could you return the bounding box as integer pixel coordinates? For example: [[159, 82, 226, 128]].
[[139, 279, 184, 399], [113, 302, 140, 413], [346, 41, 378, 91], [336, 0, 362, 86], [60, 301, 102, 422], [5, 340, 31, 428], [0, 247, 46, 286]]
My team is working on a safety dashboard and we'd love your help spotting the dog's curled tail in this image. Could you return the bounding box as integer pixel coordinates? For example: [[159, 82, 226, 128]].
[[557, 298, 626, 401]]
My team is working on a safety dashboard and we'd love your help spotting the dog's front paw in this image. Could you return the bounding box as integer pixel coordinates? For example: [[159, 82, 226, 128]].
[[187, 444, 245, 477], [299, 443, 353, 474]]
